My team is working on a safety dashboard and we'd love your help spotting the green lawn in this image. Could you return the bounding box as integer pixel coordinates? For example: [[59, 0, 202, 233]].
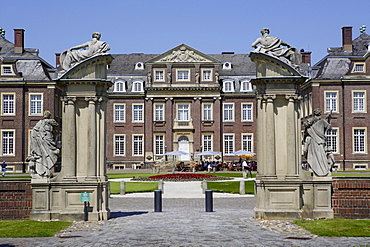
[[294, 218, 370, 237], [110, 181, 158, 194], [0, 220, 72, 238], [208, 180, 255, 194], [107, 173, 160, 179]]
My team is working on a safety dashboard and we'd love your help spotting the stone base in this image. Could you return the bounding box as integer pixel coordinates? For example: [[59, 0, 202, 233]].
[[30, 179, 110, 221]]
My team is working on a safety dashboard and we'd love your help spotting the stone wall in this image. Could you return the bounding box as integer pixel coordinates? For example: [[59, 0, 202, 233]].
[[332, 177, 370, 219], [0, 179, 32, 220]]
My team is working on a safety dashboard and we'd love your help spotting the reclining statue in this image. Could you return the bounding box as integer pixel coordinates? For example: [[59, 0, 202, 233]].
[[60, 32, 110, 71]]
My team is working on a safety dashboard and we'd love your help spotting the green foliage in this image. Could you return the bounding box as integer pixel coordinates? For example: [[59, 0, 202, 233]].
[[107, 173, 160, 179], [110, 182, 158, 194], [294, 218, 370, 237], [207, 181, 255, 194], [0, 220, 72, 238]]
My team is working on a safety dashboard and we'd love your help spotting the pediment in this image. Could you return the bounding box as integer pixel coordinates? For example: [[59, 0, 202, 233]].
[[147, 44, 219, 64]]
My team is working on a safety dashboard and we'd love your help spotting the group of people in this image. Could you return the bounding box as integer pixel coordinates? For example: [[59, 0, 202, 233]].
[[176, 160, 257, 173]]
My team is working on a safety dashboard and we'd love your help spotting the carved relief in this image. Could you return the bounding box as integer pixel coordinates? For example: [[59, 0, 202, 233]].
[[160, 46, 209, 62]]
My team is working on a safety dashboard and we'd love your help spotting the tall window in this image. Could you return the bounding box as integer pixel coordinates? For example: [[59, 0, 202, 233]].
[[133, 135, 143, 156], [202, 70, 212, 81], [224, 135, 234, 154], [325, 92, 338, 113], [242, 103, 253, 121], [1, 94, 14, 115], [203, 135, 212, 152], [154, 104, 164, 121], [114, 135, 125, 156], [178, 104, 189, 121], [203, 103, 212, 121], [154, 70, 165, 81], [114, 80, 125, 92], [132, 81, 143, 92], [177, 70, 189, 81], [326, 129, 338, 153], [133, 104, 144, 122], [242, 134, 253, 152], [30, 94, 43, 115], [353, 128, 366, 153], [2, 130, 14, 155], [223, 103, 234, 121], [353, 91, 365, 112], [114, 104, 125, 122], [155, 135, 164, 155]]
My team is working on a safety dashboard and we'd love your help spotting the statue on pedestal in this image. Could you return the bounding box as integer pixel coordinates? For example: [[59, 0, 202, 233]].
[[27, 111, 60, 178], [251, 28, 301, 66], [60, 32, 110, 71], [303, 108, 333, 176]]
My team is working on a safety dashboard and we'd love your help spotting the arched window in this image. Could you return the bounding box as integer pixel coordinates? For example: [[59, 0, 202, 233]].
[[132, 81, 144, 92], [114, 80, 126, 92], [222, 80, 234, 92], [240, 80, 252, 92]]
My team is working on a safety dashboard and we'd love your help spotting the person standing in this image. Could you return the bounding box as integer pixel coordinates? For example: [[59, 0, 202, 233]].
[[1, 160, 7, 177]]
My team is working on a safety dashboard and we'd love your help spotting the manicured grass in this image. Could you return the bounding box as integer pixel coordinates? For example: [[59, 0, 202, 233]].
[[332, 173, 370, 177], [294, 218, 370, 237], [0, 220, 72, 238], [208, 180, 255, 194], [107, 173, 160, 179], [110, 181, 158, 194]]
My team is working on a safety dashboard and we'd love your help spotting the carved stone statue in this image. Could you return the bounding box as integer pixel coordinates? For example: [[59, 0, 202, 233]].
[[251, 28, 301, 66], [60, 32, 110, 71], [27, 111, 60, 178], [303, 108, 333, 176]]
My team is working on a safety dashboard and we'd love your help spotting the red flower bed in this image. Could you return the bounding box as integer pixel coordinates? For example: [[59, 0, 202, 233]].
[[132, 173, 232, 181]]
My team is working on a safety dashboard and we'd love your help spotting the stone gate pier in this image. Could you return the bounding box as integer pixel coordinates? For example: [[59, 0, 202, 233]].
[[30, 54, 113, 221], [250, 52, 333, 219]]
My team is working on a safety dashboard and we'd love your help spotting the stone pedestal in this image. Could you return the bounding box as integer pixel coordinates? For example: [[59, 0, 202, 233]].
[[30, 54, 113, 221], [250, 52, 333, 219]]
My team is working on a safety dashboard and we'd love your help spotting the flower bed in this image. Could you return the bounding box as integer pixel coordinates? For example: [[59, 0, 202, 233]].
[[131, 173, 233, 182]]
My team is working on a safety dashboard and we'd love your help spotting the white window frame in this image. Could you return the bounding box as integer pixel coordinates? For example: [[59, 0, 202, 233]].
[[353, 127, 367, 154], [154, 103, 165, 121], [114, 80, 126, 92], [1, 65, 15, 75], [202, 103, 213, 121], [352, 63, 366, 73], [241, 103, 253, 122], [201, 69, 212, 82], [242, 133, 253, 152], [1, 93, 15, 116], [353, 163, 368, 170], [154, 134, 165, 155], [29, 93, 43, 116], [114, 103, 125, 123], [177, 104, 190, 121], [202, 134, 213, 152], [324, 91, 339, 113], [326, 128, 339, 154], [132, 104, 144, 123], [176, 69, 190, 82], [222, 80, 234, 92], [154, 69, 165, 82], [114, 134, 125, 156], [132, 135, 144, 156], [240, 80, 252, 92], [1, 129, 15, 156], [132, 81, 144, 92], [223, 103, 234, 122], [352, 90, 366, 113], [223, 134, 235, 155]]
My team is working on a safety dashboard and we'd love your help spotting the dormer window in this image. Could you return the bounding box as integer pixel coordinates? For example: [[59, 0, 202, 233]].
[[132, 81, 144, 92], [135, 62, 144, 70], [222, 80, 234, 92], [240, 80, 253, 92], [222, 62, 232, 70], [352, 63, 365, 73], [1, 65, 15, 75], [114, 80, 126, 92]]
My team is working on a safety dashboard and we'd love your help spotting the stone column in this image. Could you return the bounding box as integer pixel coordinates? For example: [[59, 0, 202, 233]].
[[264, 94, 276, 176], [86, 96, 97, 178], [61, 96, 76, 180], [286, 94, 299, 176]]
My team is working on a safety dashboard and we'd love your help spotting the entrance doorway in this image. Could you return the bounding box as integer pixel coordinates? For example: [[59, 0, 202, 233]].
[[178, 136, 190, 161]]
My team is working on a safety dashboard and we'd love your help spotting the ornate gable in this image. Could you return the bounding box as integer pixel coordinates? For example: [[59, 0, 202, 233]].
[[147, 44, 219, 64]]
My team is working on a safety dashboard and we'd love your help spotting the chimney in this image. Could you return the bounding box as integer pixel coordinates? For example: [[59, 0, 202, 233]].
[[342, 26, 352, 52], [301, 50, 312, 64], [55, 53, 61, 67], [14, 29, 25, 54]]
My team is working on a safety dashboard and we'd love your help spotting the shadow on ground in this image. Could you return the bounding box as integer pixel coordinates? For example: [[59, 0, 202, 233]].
[[110, 211, 148, 219]]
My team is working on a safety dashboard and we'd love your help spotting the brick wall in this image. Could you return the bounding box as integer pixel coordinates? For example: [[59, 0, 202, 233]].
[[332, 177, 370, 219], [0, 179, 32, 220]]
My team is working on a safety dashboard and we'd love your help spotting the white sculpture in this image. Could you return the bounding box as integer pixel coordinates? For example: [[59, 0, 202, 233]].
[[60, 32, 110, 71], [251, 28, 301, 66], [27, 111, 60, 178]]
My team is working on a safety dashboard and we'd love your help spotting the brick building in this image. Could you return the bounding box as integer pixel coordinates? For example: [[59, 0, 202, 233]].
[[0, 29, 60, 173]]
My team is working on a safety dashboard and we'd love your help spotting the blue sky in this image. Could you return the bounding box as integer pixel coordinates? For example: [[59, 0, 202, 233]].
[[1, 0, 369, 66]]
